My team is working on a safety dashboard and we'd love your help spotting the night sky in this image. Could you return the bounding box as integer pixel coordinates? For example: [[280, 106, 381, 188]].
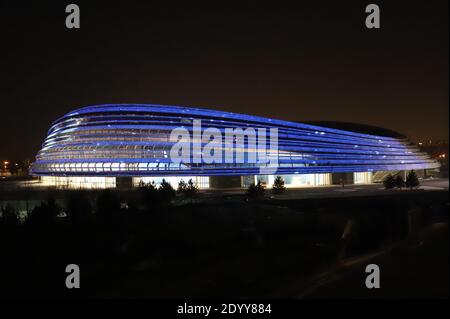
[[0, 1, 448, 160]]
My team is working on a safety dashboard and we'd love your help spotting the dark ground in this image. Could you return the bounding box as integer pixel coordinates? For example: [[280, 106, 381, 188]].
[[303, 222, 449, 298], [0, 187, 448, 299]]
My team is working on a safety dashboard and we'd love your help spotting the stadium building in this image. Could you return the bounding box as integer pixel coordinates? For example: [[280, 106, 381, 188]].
[[30, 104, 439, 189]]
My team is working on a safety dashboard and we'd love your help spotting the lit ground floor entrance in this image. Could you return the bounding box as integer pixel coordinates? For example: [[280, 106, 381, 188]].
[[252, 173, 332, 188], [39, 171, 375, 189]]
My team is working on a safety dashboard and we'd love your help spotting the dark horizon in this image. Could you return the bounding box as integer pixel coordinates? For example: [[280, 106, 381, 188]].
[[1, 1, 448, 160]]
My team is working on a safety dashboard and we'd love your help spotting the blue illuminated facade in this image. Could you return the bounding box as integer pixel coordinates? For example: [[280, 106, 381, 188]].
[[30, 104, 439, 186]]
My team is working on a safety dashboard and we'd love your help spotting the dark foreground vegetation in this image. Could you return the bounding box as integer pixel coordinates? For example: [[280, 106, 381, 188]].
[[0, 187, 448, 298]]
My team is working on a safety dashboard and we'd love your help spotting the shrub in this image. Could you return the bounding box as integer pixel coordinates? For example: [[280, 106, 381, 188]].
[[1, 203, 18, 226], [405, 170, 420, 189], [272, 176, 286, 194], [185, 179, 199, 198], [383, 174, 395, 189], [27, 198, 61, 226], [246, 181, 266, 199], [159, 179, 176, 204], [394, 175, 405, 189], [177, 179, 187, 194], [140, 181, 159, 207], [176, 179, 199, 200], [66, 191, 92, 225], [96, 189, 121, 219]]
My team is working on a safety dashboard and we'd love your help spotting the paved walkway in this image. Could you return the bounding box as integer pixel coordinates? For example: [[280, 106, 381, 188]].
[[203, 178, 449, 199]]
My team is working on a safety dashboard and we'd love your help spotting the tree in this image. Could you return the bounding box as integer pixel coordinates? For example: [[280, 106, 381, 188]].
[[177, 179, 187, 194], [1, 203, 18, 227], [146, 181, 157, 191], [140, 180, 159, 208], [177, 179, 199, 199], [272, 176, 286, 194], [66, 191, 92, 225], [405, 170, 420, 190], [96, 189, 121, 219], [8, 163, 19, 176], [27, 197, 61, 226], [185, 179, 199, 198], [383, 174, 395, 189], [246, 181, 266, 199], [159, 179, 176, 204], [139, 180, 157, 189], [394, 175, 405, 189]]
